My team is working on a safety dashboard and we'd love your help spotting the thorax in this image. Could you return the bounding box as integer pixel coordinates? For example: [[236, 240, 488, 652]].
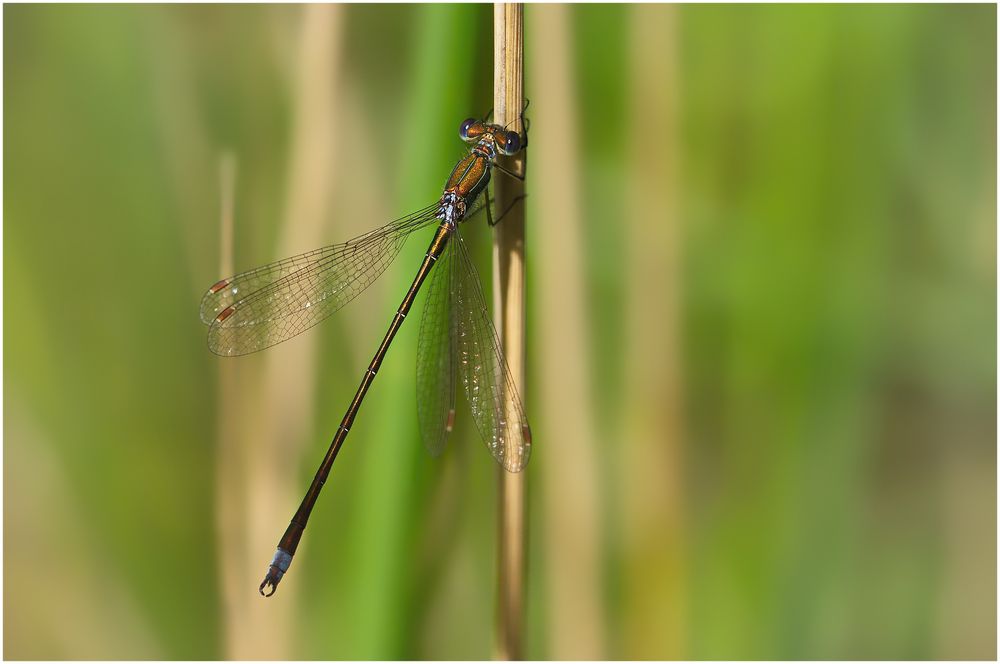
[[438, 144, 494, 224]]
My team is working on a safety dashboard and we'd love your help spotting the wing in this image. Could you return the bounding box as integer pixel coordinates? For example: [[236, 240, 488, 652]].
[[202, 203, 440, 356], [452, 227, 531, 472], [415, 239, 458, 457]]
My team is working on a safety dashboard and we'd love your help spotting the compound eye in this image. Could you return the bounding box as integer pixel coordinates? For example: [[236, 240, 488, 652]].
[[502, 130, 521, 156], [459, 118, 478, 141]]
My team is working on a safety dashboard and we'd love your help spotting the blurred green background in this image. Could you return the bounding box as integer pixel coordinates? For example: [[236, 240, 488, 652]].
[[4, 3, 996, 660]]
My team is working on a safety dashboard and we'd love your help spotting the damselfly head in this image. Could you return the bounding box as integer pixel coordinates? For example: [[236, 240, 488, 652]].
[[459, 119, 524, 157], [460, 118, 497, 143]]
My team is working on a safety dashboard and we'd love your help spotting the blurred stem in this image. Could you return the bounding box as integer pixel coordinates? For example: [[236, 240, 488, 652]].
[[492, 3, 527, 660], [528, 6, 605, 657], [620, 5, 685, 657], [214, 151, 242, 657], [243, 5, 342, 658]]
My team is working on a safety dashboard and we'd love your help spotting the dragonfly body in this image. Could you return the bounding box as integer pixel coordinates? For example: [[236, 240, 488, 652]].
[[201, 117, 529, 597]]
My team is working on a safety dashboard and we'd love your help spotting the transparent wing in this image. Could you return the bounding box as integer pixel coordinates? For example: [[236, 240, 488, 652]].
[[452, 228, 532, 472], [415, 239, 457, 457], [202, 203, 440, 356]]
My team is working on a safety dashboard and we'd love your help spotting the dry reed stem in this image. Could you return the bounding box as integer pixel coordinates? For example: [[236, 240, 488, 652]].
[[529, 5, 605, 658], [493, 3, 528, 660]]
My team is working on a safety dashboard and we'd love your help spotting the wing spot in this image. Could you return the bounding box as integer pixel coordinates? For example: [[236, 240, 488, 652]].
[[216, 306, 236, 323], [209, 279, 230, 294]]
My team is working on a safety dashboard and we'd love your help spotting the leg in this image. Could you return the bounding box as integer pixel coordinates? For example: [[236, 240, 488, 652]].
[[485, 185, 528, 228], [494, 161, 526, 182], [501, 98, 531, 139]]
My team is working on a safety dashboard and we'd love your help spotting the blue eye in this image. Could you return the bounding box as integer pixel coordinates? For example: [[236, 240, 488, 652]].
[[459, 118, 477, 141], [502, 131, 521, 156]]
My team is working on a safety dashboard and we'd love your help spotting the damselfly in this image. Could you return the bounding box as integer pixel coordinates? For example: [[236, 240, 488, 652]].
[[200, 116, 531, 597]]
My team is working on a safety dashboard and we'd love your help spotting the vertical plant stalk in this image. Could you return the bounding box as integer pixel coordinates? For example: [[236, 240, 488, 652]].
[[621, 5, 684, 658], [214, 152, 244, 657], [529, 5, 605, 657], [492, 3, 527, 660]]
